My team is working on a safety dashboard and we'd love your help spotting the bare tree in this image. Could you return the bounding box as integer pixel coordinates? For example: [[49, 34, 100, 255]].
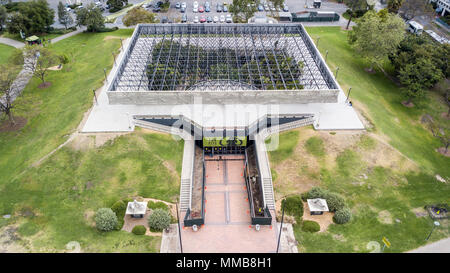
[[0, 65, 18, 125]]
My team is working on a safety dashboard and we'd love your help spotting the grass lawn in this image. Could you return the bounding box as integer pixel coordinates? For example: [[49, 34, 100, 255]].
[[266, 27, 450, 253], [0, 43, 16, 65], [0, 28, 186, 252]]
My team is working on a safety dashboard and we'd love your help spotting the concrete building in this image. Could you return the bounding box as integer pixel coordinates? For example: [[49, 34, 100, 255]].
[[432, 0, 450, 16]]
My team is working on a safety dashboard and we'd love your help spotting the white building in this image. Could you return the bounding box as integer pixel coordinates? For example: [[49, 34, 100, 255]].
[[432, 0, 450, 16]]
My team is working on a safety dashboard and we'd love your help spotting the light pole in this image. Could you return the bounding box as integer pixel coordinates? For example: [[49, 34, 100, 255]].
[[276, 200, 285, 253], [335, 67, 340, 79], [126, 112, 131, 130], [426, 221, 440, 241], [316, 37, 320, 48], [345, 87, 352, 104], [325, 50, 329, 62]]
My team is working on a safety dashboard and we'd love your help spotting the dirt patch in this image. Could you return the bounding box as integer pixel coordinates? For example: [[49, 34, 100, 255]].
[[84, 209, 95, 227], [401, 101, 414, 108], [302, 202, 334, 232], [412, 207, 428, 218], [436, 147, 450, 157], [0, 116, 27, 132], [38, 82, 52, 89], [0, 226, 27, 253], [103, 36, 122, 41], [47, 65, 62, 71], [377, 210, 393, 224], [441, 112, 450, 120]]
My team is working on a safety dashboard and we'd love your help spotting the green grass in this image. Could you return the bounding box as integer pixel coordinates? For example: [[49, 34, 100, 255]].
[[305, 136, 325, 157], [0, 28, 183, 252], [267, 27, 450, 252], [0, 43, 16, 65], [266, 130, 299, 164], [305, 27, 450, 177]]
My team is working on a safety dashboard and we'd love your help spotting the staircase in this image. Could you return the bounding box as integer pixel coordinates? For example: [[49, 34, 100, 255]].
[[179, 178, 191, 211], [262, 178, 276, 210]]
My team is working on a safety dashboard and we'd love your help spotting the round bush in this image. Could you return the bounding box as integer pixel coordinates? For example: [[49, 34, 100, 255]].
[[325, 193, 346, 212], [301, 220, 320, 233], [148, 209, 171, 231], [306, 187, 329, 199], [132, 225, 147, 235], [282, 195, 304, 218], [333, 207, 352, 224], [95, 208, 118, 232], [111, 200, 126, 216]]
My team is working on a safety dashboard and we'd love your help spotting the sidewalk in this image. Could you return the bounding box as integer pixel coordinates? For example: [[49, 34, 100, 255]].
[[0, 37, 25, 48], [407, 237, 450, 253]]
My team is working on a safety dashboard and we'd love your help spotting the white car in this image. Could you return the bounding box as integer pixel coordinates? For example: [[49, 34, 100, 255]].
[[226, 14, 232, 23], [194, 16, 199, 23], [220, 15, 225, 22], [193, 1, 198, 9], [181, 2, 187, 9], [213, 16, 219, 23]]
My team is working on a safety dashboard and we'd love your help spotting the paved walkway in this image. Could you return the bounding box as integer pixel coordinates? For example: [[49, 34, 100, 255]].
[[408, 238, 450, 253], [0, 37, 25, 48]]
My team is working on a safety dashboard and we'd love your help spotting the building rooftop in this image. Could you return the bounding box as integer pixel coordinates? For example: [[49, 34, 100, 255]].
[[109, 24, 338, 92]]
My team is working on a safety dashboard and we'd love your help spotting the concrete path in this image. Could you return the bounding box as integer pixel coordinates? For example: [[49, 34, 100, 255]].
[[408, 238, 450, 253], [0, 37, 25, 48], [50, 27, 86, 44]]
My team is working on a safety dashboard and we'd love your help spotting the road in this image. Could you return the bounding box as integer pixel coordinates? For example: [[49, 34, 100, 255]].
[[408, 237, 450, 253]]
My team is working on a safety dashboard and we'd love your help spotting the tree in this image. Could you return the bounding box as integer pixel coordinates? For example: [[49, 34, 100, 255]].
[[399, 0, 434, 20], [0, 5, 7, 32], [387, 0, 403, 14], [0, 65, 18, 125], [5, 0, 54, 35], [122, 7, 156, 27], [75, 3, 104, 32], [107, 0, 128, 13], [13, 45, 58, 88], [348, 10, 405, 72], [343, 0, 368, 29], [57, 1, 73, 29], [229, 0, 257, 23], [95, 208, 118, 231], [148, 209, 171, 231], [399, 57, 443, 104]]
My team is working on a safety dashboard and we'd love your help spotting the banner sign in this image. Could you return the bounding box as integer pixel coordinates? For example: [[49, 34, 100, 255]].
[[203, 136, 247, 147]]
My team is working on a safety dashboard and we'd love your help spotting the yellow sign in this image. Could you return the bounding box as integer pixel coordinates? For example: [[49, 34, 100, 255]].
[[382, 237, 391, 248], [203, 136, 247, 147]]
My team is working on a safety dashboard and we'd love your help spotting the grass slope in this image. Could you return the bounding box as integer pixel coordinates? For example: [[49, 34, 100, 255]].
[[0, 43, 16, 65]]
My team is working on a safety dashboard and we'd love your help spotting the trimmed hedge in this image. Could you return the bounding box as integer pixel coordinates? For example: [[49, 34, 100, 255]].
[[282, 195, 304, 218], [333, 207, 352, 224], [303, 187, 346, 212], [301, 220, 320, 233], [148, 209, 171, 231], [147, 201, 169, 211], [132, 225, 147, 235], [95, 208, 118, 232], [110, 198, 133, 230]]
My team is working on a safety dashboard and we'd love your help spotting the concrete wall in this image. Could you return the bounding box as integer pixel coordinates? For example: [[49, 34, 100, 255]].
[[107, 89, 339, 105]]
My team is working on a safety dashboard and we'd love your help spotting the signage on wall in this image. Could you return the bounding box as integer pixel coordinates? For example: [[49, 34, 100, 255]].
[[203, 136, 247, 147]]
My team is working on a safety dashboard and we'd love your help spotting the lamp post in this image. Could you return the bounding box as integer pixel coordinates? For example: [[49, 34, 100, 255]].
[[345, 87, 352, 104], [325, 50, 329, 62], [426, 221, 440, 241], [276, 199, 285, 253], [335, 67, 340, 79]]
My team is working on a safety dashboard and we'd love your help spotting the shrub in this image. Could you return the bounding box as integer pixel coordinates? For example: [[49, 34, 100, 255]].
[[325, 193, 346, 212], [111, 200, 126, 215], [132, 225, 147, 235], [305, 187, 329, 200], [282, 195, 304, 218], [147, 201, 169, 211], [333, 207, 352, 224], [148, 209, 171, 231], [301, 220, 320, 233], [95, 208, 118, 231]]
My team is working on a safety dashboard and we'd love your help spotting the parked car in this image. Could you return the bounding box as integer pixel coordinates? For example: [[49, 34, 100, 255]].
[[258, 4, 264, 11], [205, 2, 210, 12], [200, 16, 206, 23], [216, 3, 222, 12], [213, 15, 219, 23], [283, 4, 289, 12], [207, 16, 212, 22], [223, 5, 228, 12], [153, 6, 161, 12], [193, 1, 198, 9], [199, 5, 204, 12], [194, 16, 199, 23], [181, 2, 186, 8], [264, 4, 269, 11], [181, 6, 186, 12], [220, 14, 225, 22], [175, 2, 181, 8], [161, 16, 169, 23], [226, 14, 232, 23], [181, 14, 187, 22]]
